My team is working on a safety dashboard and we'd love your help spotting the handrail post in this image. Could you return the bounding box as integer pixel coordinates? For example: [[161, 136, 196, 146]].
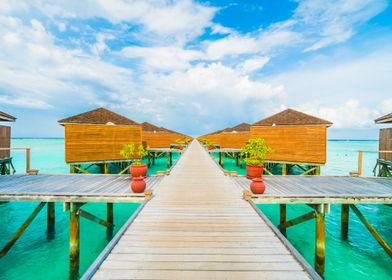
[[26, 148, 31, 173], [357, 151, 363, 176]]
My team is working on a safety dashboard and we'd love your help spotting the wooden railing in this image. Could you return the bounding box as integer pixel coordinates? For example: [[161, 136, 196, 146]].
[[0, 148, 31, 173], [357, 150, 392, 176]]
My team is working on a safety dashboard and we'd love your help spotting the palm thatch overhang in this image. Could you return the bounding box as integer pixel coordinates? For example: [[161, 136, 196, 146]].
[[0, 111, 16, 122], [200, 128, 226, 138], [223, 122, 251, 133], [253, 109, 333, 127], [375, 112, 392, 124], [58, 107, 139, 126]]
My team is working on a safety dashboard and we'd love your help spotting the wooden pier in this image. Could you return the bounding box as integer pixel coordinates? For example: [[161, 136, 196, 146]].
[[0, 174, 163, 279], [87, 141, 316, 279]]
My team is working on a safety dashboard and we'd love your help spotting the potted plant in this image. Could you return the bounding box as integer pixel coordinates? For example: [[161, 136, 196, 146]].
[[240, 138, 272, 179], [175, 138, 185, 150], [120, 143, 149, 178], [131, 176, 146, 193]]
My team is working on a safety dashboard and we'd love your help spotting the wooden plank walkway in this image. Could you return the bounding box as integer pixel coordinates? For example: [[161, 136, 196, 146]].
[[233, 176, 392, 204], [0, 174, 163, 202], [91, 141, 313, 279]]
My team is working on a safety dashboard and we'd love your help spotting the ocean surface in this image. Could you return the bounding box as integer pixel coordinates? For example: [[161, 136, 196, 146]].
[[1, 139, 391, 279]]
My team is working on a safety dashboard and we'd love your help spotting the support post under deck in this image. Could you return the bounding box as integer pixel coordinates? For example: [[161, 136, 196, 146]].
[[341, 204, 349, 240], [69, 202, 80, 280], [106, 203, 114, 240], [314, 205, 325, 277], [280, 204, 286, 236], [47, 202, 55, 239]]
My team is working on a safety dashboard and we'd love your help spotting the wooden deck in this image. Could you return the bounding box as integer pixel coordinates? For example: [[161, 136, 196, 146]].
[[233, 176, 392, 204], [0, 174, 163, 202], [90, 141, 314, 279]]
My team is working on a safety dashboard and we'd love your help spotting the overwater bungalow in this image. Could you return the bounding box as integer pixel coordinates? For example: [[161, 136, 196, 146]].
[[0, 111, 16, 174], [220, 122, 251, 149], [250, 108, 332, 174], [141, 122, 189, 148], [58, 107, 142, 173], [374, 112, 392, 176], [199, 128, 225, 147]]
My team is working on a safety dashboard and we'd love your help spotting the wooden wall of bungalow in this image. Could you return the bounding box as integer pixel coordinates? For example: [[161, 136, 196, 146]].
[[220, 123, 251, 149], [200, 130, 224, 146], [250, 125, 327, 164], [379, 128, 392, 161], [142, 131, 188, 148], [0, 126, 11, 158], [0, 111, 16, 159], [59, 108, 142, 164], [220, 132, 250, 149], [250, 109, 332, 165], [64, 124, 142, 163], [375, 113, 392, 161]]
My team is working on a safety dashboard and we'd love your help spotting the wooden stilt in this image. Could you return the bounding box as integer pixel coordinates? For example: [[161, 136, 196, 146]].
[[350, 205, 392, 257], [106, 203, 114, 241], [219, 152, 223, 167], [315, 166, 321, 175], [69, 202, 80, 280], [315, 205, 325, 277], [47, 202, 55, 239], [147, 152, 151, 167], [282, 164, 287, 176], [152, 152, 155, 165], [169, 152, 172, 167], [280, 204, 286, 236], [70, 164, 75, 174], [341, 204, 349, 240], [0, 202, 46, 257], [235, 153, 239, 166], [103, 163, 109, 174]]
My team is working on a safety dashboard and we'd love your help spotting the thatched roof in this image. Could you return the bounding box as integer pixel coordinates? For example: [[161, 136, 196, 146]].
[[142, 122, 187, 136], [0, 111, 16, 122], [375, 112, 392, 124], [201, 128, 225, 137], [223, 123, 251, 132], [58, 107, 139, 126], [253, 109, 332, 127]]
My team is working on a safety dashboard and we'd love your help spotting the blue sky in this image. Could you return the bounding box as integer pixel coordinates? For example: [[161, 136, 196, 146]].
[[0, 0, 391, 139]]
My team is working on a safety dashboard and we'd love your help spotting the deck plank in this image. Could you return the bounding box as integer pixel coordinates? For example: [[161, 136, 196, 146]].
[[91, 141, 312, 280]]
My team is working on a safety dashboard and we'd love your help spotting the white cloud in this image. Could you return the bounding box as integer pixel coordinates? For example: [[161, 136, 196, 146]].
[[5, 0, 216, 44], [0, 16, 135, 109], [238, 56, 270, 73], [294, 0, 388, 51], [141, 62, 284, 101], [265, 46, 392, 128], [122, 46, 204, 71]]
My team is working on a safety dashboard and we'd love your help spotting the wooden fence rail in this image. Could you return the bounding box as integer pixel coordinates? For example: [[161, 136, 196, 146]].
[[357, 150, 392, 176], [0, 147, 31, 173]]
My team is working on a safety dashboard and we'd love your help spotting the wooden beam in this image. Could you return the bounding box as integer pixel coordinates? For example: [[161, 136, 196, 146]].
[[314, 206, 325, 277], [0, 202, 46, 257], [106, 203, 114, 241], [79, 209, 110, 228], [279, 211, 316, 232], [279, 204, 286, 236], [300, 166, 318, 176], [341, 204, 349, 240], [47, 202, 55, 239], [69, 202, 80, 280], [350, 204, 392, 257]]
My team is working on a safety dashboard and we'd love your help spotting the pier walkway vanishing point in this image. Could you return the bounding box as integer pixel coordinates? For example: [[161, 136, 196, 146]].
[[90, 140, 315, 279]]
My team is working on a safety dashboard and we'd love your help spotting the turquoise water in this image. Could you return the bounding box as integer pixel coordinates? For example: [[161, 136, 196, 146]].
[[2, 139, 391, 279], [0, 202, 140, 280]]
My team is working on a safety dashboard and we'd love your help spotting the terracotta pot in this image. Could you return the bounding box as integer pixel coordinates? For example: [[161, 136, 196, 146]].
[[208, 146, 214, 150], [250, 178, 266, 194], [131, 176, 146, 193], [246, 165, 264, 179], [130, 164, 148, 178], [176, 145, 183, 150]]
